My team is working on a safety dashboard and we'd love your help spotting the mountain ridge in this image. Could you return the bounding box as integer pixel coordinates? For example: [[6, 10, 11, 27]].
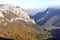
[[0, 4, 35, 24], [30, 7, 60, 26]]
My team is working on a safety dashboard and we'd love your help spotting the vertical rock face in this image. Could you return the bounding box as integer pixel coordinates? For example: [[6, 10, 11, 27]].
[[0, 4, 35, 24]]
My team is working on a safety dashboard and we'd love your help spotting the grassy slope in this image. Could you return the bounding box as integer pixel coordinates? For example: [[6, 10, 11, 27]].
[[0, 17, 52, 40]]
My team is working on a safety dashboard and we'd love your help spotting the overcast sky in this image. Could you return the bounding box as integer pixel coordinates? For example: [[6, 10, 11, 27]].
[[0, 0, 60, 9]]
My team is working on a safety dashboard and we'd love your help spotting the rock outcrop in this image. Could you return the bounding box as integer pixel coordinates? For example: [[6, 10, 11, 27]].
[[0, 4, 35, 24]]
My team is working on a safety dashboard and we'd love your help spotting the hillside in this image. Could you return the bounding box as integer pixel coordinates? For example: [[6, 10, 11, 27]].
[[0, 17, 52, 40], [0, 17, 36, 40]]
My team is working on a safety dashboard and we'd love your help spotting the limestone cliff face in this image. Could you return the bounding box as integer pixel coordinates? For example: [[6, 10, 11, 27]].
[[0, 4, 35, 24]]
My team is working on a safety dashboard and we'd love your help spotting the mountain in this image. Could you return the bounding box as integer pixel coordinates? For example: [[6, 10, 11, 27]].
[[30, 7, 60, 26], [0, 4, 35, 24], [25, 9, 45, 15], [0, 4, 51, 40]]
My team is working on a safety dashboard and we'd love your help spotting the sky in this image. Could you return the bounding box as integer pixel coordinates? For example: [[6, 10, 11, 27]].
[[0, 0, 60, 9]]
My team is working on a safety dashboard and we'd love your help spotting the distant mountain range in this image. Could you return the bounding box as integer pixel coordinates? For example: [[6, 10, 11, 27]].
[[30, 7, 60, 27], [25, 9, 45, 15]]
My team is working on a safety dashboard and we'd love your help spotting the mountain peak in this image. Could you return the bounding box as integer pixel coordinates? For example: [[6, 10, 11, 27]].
[[0, 4, 35, 24]]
